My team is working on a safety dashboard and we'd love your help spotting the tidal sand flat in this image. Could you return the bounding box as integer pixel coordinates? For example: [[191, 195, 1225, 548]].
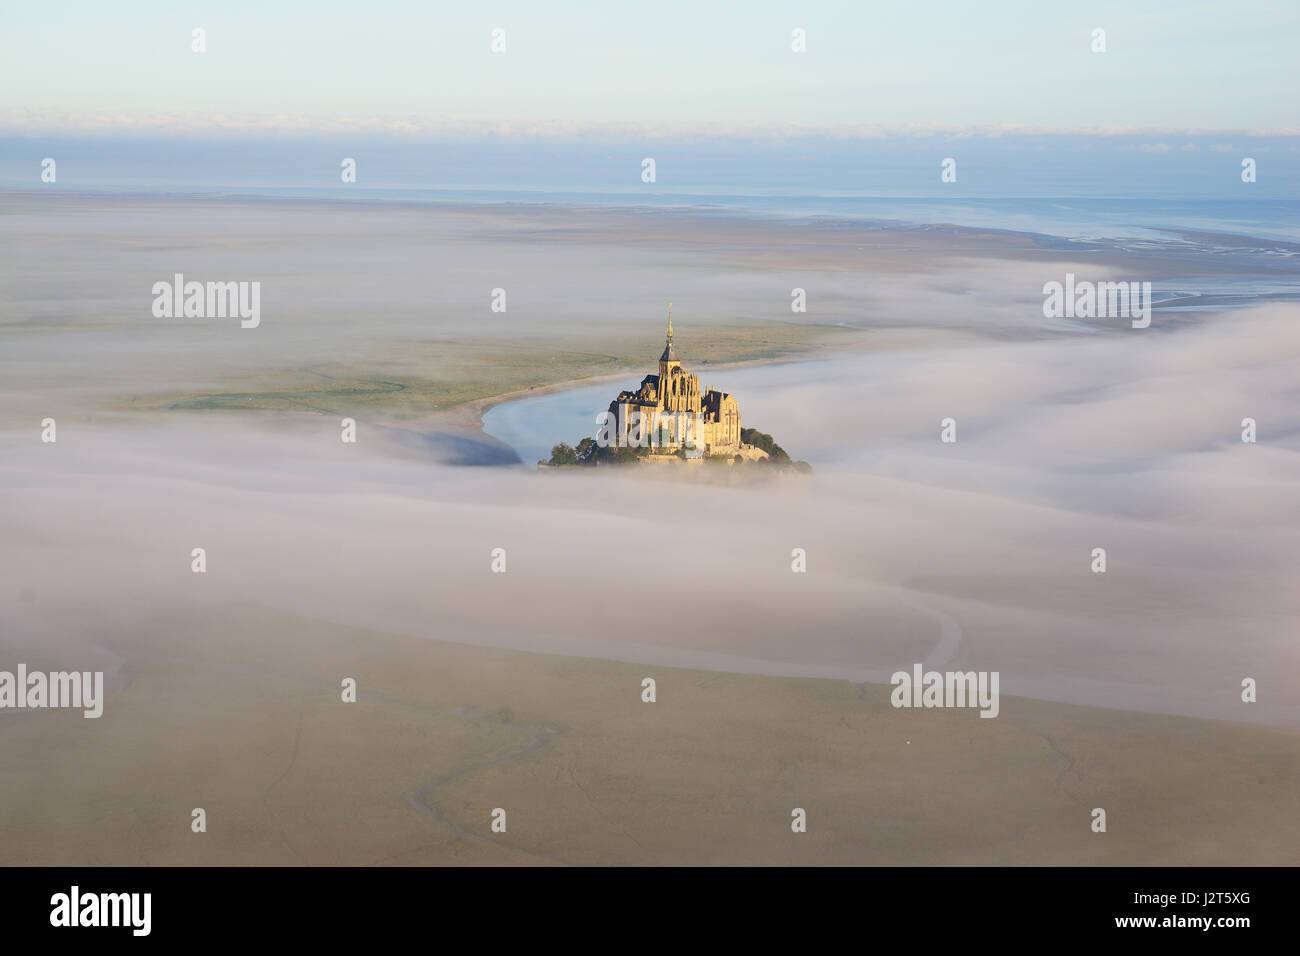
[[1, 603, 1296, 866], [2, 195, 1298, 865], [5, 193, 1295, 431]]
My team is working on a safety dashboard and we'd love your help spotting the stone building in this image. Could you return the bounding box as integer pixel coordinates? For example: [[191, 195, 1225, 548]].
[[605, 314, 742, 456]]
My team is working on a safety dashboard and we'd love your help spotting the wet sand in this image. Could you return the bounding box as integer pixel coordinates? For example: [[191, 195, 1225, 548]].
[[1, 603, 1296, 866]]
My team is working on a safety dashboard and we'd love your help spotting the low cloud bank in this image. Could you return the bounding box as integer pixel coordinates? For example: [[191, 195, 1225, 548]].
[[3, 304, 1297, 725]]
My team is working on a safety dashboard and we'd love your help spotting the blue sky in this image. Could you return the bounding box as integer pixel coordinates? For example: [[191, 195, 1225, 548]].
[[2, 1, 1296, 199], [1, 0, 1297, 131]]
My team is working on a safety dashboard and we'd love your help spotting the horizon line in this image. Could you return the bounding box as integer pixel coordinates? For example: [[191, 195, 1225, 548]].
[[4, 108, 1298, 142]]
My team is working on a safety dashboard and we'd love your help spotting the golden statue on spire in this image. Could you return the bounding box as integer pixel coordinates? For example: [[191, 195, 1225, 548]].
[[667, 302, 673, 341]]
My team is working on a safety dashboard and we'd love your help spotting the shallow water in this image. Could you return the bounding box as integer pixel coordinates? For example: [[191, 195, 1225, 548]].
[[482, 379, 633, 465]]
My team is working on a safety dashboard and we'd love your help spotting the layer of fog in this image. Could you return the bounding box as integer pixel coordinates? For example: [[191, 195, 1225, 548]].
[[3, 302, 1298, 726]]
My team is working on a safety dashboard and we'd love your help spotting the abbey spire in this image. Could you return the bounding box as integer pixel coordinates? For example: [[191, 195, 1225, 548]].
[[660, 303, 677, 364]]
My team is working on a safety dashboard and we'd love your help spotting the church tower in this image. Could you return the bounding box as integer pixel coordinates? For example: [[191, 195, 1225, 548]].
[[658, 305, 680, 379], [657, 304, 700, 415]]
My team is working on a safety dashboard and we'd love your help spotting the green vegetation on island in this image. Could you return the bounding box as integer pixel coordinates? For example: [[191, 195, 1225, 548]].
[[545, 429, 810, 471]]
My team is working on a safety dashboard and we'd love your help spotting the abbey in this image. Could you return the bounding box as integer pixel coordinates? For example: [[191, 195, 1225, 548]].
[[604, 314, 742, 456]]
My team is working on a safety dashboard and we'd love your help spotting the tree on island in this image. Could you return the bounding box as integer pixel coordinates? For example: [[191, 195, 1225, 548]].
[[547, 427, 811, 471], [739, 427, 790, 463], [547, 442, 578, 466]]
